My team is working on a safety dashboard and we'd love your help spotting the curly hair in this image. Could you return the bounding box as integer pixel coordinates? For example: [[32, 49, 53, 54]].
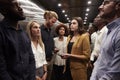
[[55, 24, 68, 36]]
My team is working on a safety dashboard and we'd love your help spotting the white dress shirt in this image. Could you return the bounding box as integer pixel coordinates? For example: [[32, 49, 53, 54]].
[[53, 37, 67, 66], [31, 42, 47, 68], [90, 26, 108, 61], [91, 32, 97, 52]]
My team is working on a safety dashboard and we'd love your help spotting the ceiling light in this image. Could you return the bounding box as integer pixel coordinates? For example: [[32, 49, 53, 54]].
[[67, 17, 69, 20], [85, 17, 87, 20], [58, 3, 62, 7], [62, 10, 65, 13], [84, 19, 87, 22], [68, 20, 71, 22], [65, 14, 68, 17], [88, 1, 92, 4], [86, 8, 90, 12], [85, 13, 88, 16], [84, 22, 87, 24]]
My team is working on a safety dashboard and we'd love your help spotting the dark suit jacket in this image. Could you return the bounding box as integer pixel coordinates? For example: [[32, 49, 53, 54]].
[[0, 19, 35, 80]]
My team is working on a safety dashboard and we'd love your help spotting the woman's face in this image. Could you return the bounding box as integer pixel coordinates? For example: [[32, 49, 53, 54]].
[[31, 22, 41, 37], [70, 19, 78, 32], [58, 27, 65, 36]]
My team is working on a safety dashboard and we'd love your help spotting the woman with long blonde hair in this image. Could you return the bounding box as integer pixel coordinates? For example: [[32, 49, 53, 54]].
[[26, 21, 47, 80]]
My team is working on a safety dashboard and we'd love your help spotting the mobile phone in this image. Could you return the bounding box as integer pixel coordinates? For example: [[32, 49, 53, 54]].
[[57, 54, 63, 57]]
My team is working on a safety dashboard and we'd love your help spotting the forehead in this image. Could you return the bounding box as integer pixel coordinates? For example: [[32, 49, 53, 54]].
[[72, 19, 77, 22]]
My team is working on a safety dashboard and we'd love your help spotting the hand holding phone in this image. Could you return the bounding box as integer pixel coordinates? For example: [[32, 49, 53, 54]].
[[59, 53, 70, 59], [54, 48, 59, 54]]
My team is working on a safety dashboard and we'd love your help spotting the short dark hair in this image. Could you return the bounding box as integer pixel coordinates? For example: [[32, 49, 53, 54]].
[[0, 0, 12, 16], [55, 24, 68, 36]]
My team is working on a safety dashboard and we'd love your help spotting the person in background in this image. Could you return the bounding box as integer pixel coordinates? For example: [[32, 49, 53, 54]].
[[40, 10, 58, 80], [90, 0, 120, 80], [89, 25, 98, 52], [62, 17, 90, 80], [90, 14, 108, 64], [0, 0, 35, 80], [53, 24, 68, 80], [87, 14, 108, 80], [26, 21, 47, 80]]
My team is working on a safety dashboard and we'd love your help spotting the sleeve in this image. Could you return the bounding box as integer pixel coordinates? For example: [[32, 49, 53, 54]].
[[28, 41, 36, 80], [99, 30, 120, 80], [0, 32, 13, 80], [82, 34, 91, 61]]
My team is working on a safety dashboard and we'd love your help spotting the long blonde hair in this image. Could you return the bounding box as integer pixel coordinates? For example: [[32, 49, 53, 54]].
[[26, 20, 44, 49]]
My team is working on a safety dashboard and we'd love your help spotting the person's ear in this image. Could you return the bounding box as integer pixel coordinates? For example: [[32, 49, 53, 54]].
[[0, 8, 7, 15]]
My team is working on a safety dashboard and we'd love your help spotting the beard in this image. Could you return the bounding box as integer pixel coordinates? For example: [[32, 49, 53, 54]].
[[6, 11, 25, 21], [46, 22, 51, 27], [100, 9, 116, 19]]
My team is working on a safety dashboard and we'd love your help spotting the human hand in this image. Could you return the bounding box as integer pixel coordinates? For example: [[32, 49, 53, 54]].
[[36, 76, 42, 80], [54, 48, 59, 54], [60, 53, 70, 59], [41, 72, 47, 80]]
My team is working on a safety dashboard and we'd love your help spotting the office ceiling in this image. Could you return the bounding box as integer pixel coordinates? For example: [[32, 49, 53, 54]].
[[32, 0, 104, 25]]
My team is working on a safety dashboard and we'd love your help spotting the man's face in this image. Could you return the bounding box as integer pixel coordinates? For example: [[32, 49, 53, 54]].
[[6, 0, 25, 21], [46, 17, 57, 27], [99, 0, 116, 19], [93, 16, 101, 26]]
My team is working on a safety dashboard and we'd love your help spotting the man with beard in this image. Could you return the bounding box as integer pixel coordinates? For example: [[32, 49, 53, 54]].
[[40, 11, 58, 80], [90, 0, 120, 80], [0, 0, 35, 80]]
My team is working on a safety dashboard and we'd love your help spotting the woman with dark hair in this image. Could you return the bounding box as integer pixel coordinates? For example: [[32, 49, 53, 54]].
[[62, 17, 90, 80], [53, 24, 68, 80]]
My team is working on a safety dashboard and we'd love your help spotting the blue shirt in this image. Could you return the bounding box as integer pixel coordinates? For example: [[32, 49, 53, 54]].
[[0, 19, 35, 80], [90, 18, 120, 80]]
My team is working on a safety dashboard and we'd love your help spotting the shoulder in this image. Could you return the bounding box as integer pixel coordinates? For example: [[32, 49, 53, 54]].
[[40, 24, 44, 29], [64, 36, 67, 39], [54, 37, 58, 40], [81, 33, 89, 38]]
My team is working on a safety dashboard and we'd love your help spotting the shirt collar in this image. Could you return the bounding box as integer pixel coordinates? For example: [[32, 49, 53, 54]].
[[41, 24, 51, 31], [107, 18, 120, 31]]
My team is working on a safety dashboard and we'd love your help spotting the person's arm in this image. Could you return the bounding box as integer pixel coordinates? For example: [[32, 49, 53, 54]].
[[100, 31, 120, 80], [28, 42, 36, 80], [0, 33, 13, 80], [42, 64, 47, 80], [62, 35, 90, 61]]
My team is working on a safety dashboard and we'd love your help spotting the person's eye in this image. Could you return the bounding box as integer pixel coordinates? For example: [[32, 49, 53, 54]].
[[103, 1, 109, 5]]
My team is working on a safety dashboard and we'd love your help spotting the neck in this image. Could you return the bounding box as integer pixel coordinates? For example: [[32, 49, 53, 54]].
[[73, 31, 78, 36], [106, 15, 118, 23], [98, 24, 105, 30], [32, 37, 38, 49], [59, 36, 64, 40], [5, 18, 18, 30], [44, 21, 49, 29], [32, 37, 39, 42]]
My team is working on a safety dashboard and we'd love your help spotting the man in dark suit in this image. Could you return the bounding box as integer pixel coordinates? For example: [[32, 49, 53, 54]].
[[0, 0, 35, 80]]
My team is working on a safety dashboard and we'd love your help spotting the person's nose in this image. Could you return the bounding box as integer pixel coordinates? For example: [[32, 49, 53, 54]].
[[98, 4, 104, 11]]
